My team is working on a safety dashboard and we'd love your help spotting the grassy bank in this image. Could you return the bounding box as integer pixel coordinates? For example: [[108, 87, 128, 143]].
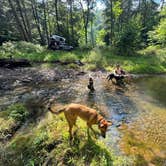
[[0, 41, 166, 74], [0, 104, 132, 166]]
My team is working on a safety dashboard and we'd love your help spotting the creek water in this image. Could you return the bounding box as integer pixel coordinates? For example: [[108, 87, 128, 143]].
[[0, 67, 166, 164]]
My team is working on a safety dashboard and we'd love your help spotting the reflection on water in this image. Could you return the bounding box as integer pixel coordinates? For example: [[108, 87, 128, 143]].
[[133, 76, 166, 107]]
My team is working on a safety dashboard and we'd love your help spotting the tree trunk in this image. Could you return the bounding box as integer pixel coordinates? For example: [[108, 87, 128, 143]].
[[46, 1, 51, 36], [66, 8, 70, 43], [69, 0, 74, 42], [21, 0, 33, 42], [79, 0, 90, 45], [90, 17, 95, 47], [15, 0, 30, 41], [8, 0, 28, 41], [54, 0, 60, 33], [110, 0, 114, 45], [31, 0, 45, 45], [43, 0, 49, 45], [142, 0, 147, 28]]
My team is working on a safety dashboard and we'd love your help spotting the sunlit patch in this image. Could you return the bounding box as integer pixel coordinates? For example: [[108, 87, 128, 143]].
[[120, 104, 166, 165]]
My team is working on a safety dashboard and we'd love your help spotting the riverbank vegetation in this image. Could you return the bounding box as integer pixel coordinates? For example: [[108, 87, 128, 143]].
[[0, 41, 166, 73]]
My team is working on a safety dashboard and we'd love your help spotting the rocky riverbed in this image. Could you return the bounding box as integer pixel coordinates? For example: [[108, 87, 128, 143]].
[[0, 66, 86, 109]]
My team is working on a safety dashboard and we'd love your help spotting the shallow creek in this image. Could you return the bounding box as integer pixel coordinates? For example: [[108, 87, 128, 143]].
[[0, 66, 166, 164]]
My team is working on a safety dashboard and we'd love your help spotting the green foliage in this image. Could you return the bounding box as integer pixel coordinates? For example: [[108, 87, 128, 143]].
[[0, 40, 165, 73], [60, 53, 78, 62], [83, 48, 107, 70], [0, 41, 16, 58], [0, 41, 44, 58], [8, 104, 29, 122], [96, 29, 107, 46], [82, 46, 166, 73], [14, 41, 44, 53], [113, 1, 123, 19], [148, 7, 166, 46], [114, 15, 142, 55], [33, 131, 48, 149]]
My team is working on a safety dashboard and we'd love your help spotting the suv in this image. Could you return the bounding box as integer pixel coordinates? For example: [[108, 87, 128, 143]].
[[48, 35, 73, 51]]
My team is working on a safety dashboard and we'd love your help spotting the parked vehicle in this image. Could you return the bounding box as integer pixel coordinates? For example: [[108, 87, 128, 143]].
[[48, 35, 73, 51]]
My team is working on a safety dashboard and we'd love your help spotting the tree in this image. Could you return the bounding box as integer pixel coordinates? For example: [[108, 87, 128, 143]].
[[79, 0, 95, 45], [148, 7, 166, 46], [114, 15, 142, 55], [7, 0, 29, 41], [30, 0, 45, 44]]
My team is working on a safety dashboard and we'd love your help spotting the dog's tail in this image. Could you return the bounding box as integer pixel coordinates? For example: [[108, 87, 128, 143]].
[[48, 106, 66, 114]]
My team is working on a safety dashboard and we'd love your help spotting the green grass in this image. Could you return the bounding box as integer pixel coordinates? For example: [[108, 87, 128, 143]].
[[0, 110, 133, 166], [0, 41, 166, 73], [0, 104, 29, 135]]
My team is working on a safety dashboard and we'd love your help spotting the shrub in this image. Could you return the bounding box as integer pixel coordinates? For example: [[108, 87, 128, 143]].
[[15, 41, 44, 53], [0, 41, 16, 58], [148, 7, 166, 47], [0, 41, 44, 59], [8, 104, 29, 122], [83, 48, 107, 69], [60, 53, 78, 62], [96, 29, 107, 46]]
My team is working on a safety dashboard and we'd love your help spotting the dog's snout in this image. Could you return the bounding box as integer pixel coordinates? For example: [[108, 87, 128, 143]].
[[101, 133, 106, 138], [102, 135, 106, 138], [48, 107, 51, 111]]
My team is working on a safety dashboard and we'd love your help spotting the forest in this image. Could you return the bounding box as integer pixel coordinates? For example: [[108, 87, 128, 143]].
[[0, 0, 165, 47], [0, 0, 166, 166], [0, 0, 166, 72]]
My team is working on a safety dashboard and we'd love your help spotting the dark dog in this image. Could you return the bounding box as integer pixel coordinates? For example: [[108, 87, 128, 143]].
[[106, 73, 125, 85], [87, 77, 95, 92]]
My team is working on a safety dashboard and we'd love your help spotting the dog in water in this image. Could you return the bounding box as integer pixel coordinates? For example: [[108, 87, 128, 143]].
[[48, 103, 112, 140], [87, 77, 95, 92]]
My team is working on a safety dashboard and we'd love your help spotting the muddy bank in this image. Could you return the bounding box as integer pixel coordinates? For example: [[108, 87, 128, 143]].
[[0, 66, 86, 108], [0, 58, 84, 68]]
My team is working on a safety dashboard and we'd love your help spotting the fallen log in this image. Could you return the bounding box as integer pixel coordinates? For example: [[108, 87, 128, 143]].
[[0, 58, 84, 68], [0, 58, 31, 68]]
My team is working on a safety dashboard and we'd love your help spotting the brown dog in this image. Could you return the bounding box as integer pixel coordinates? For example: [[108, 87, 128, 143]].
[[48, 103, 112, 139]]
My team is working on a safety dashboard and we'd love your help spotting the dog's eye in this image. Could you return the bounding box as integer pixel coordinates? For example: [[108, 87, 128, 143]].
[[101, 125, 106, 129]]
